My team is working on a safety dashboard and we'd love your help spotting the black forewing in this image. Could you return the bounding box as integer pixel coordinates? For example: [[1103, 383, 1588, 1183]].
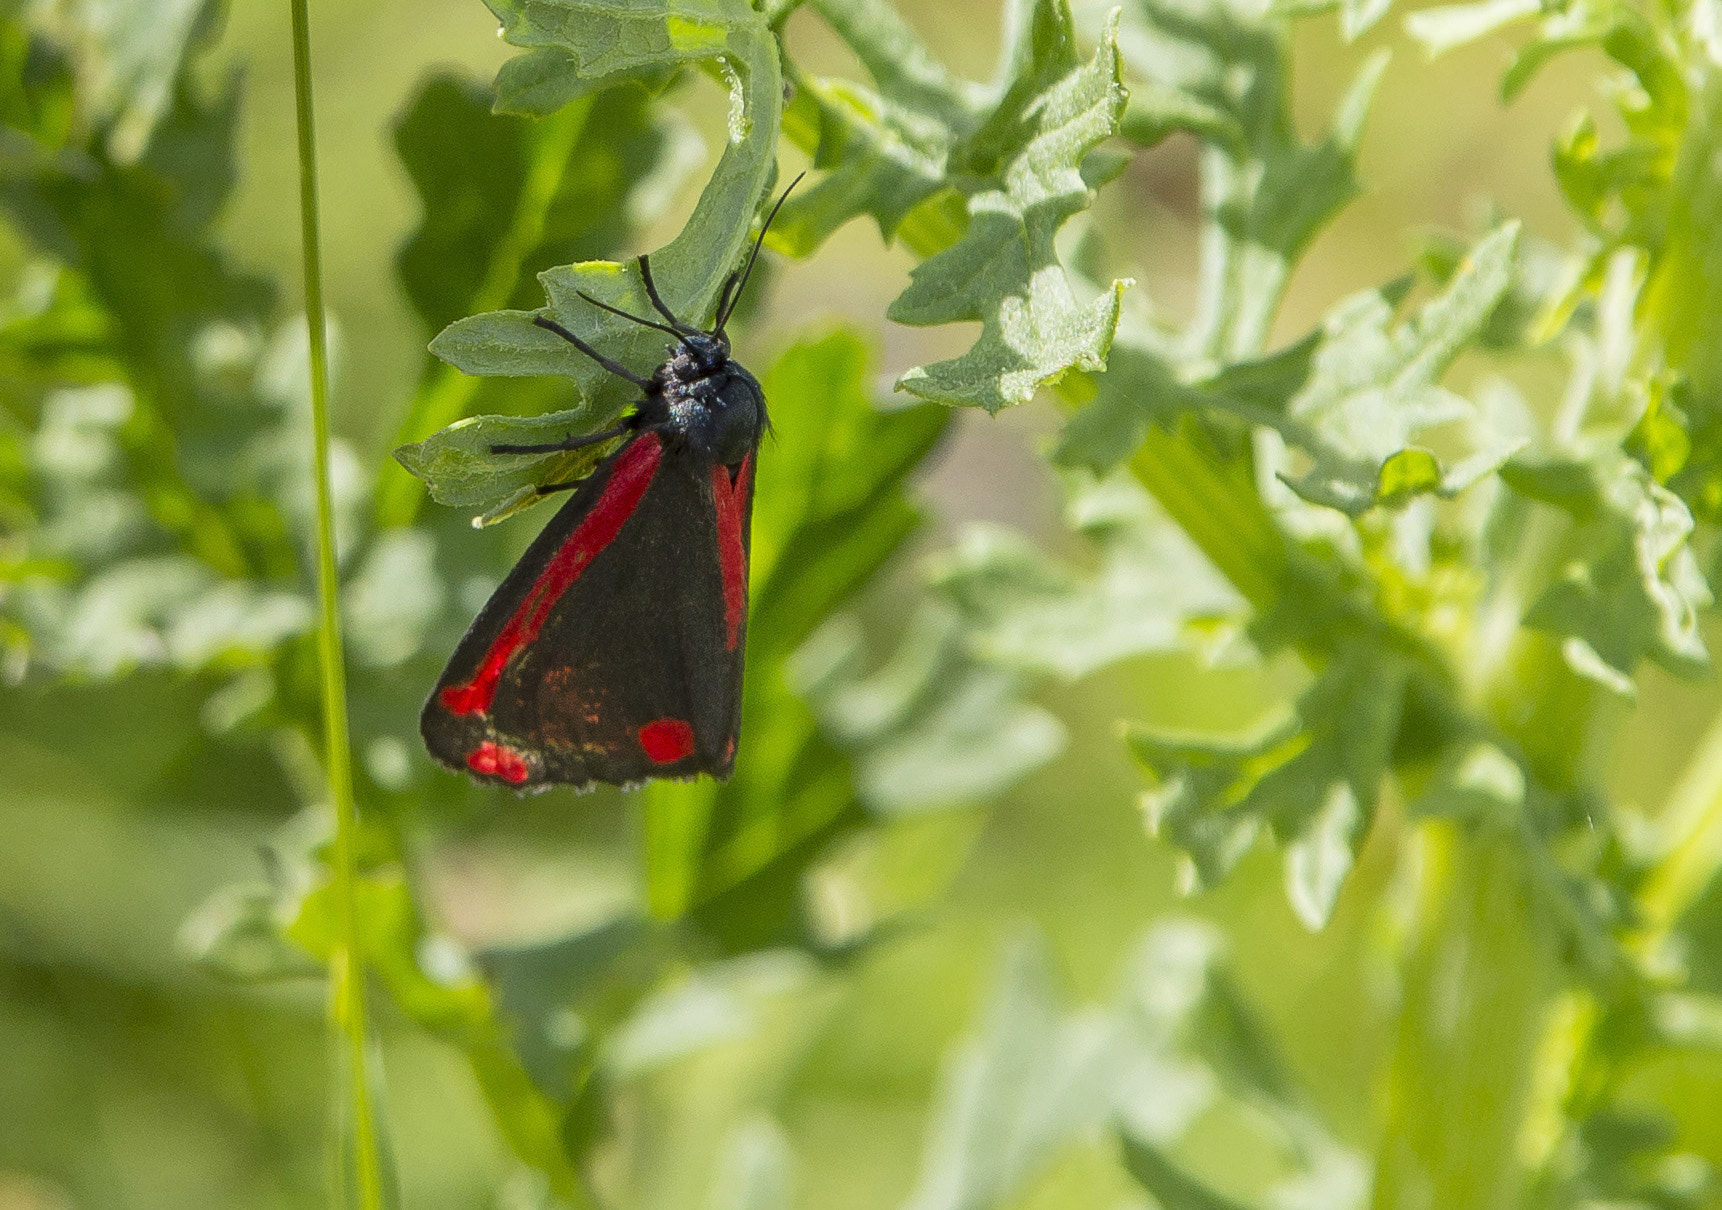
[[421, 436, 750, 791]]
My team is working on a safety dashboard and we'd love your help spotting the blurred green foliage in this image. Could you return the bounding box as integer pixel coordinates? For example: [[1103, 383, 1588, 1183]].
[[5, 0, 1722, 1207]]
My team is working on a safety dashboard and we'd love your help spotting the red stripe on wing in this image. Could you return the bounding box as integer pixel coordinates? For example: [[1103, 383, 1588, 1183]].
[[440, 433, 665, 716], [710, 454, 751, 652]]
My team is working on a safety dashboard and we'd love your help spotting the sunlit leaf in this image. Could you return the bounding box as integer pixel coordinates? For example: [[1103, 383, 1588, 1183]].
[[886, 7, 1128, 411], [1275, 224, 1524, 515]]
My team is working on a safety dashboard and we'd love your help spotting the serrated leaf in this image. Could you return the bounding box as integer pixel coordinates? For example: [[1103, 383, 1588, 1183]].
[[1111, 0, 1386, 356], [1505, 452, 1712, 681], [1051, 345, 1201, 471], [773, 69, 953, 253], [1276, 223, 1523, 515], [1110, 0, 1283, 158], [488, 0, 741, 111], [1130, 647, 1407, 923], [888, 9, 1128, 411]]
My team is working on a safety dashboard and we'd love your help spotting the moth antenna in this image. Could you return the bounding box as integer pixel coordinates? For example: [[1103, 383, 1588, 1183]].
[[533, 315, 651, 388], [636, 256, 702, 335], [577, 291, 683, 338], [710, 270, 742, 335], [716, 171, 806, 336]]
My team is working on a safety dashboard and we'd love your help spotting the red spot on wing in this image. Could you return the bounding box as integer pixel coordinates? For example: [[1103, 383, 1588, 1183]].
[[638, 718, 696, 764], [440, 434, 665, 716], [710, 455, 751, 651], [468, 741, 531, 784]]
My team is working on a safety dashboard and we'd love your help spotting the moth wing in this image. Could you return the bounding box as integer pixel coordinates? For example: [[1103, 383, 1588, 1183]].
[[421, 433, 753, 791]]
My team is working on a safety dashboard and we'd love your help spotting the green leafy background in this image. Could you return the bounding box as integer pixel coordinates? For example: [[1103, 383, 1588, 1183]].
[[5, 0, 1722, 1209]]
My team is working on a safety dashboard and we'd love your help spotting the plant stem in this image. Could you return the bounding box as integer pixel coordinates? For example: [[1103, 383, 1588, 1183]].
[[287, 3, 384, 1207], [1371, 824, 1555, 1210], [1638, 682, 1722, 945]]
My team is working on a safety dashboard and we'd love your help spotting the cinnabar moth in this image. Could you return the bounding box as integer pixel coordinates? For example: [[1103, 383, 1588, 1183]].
[[420, 179, 800, 791]]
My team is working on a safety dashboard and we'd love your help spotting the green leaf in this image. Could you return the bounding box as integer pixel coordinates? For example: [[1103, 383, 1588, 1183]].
[[1373, 447, 1442, 505], [1404, 0, 1540, 57], [773, 69, 953, 254], [798, 605, 1065, 815], [1504, 452, 1711, 683], [288, 868, 585, 1196], [1052, 346, 1204, 472], [1275, 223, 1524, 515], [393, 76, 670, 336], [1626, 373, 1692, 484], [887, 7, 1129, 411], [392, 407, 621, 524], [1129, 646, 1408, 926], [179, 883, 324, 981], [0, 14, 281, 596], [30, 0, 219, 162], [933, 471, 1242, 678], [1111, 0, 1386, 357], [899, 935, 1125, 1210], [426, 0, 784, 446], [342, 530, 446, 667], [910, 923, 1358, 1210], [1055, 336, 1318, 474], [488, 0, 731, 113], [1120, 1133, 1256, 1210], [379, 67, 686, 526]]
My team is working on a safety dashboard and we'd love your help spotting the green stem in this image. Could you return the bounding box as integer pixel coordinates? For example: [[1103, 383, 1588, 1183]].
[[1129, 421, 1288, 614], [287, 4, 384, 1208], [1639, 703, 1722, 946], [1371, 824, 1556, 1210]]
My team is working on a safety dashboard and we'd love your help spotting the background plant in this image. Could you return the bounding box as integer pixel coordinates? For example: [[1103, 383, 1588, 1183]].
[[2, 0, 1722, 1208]]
